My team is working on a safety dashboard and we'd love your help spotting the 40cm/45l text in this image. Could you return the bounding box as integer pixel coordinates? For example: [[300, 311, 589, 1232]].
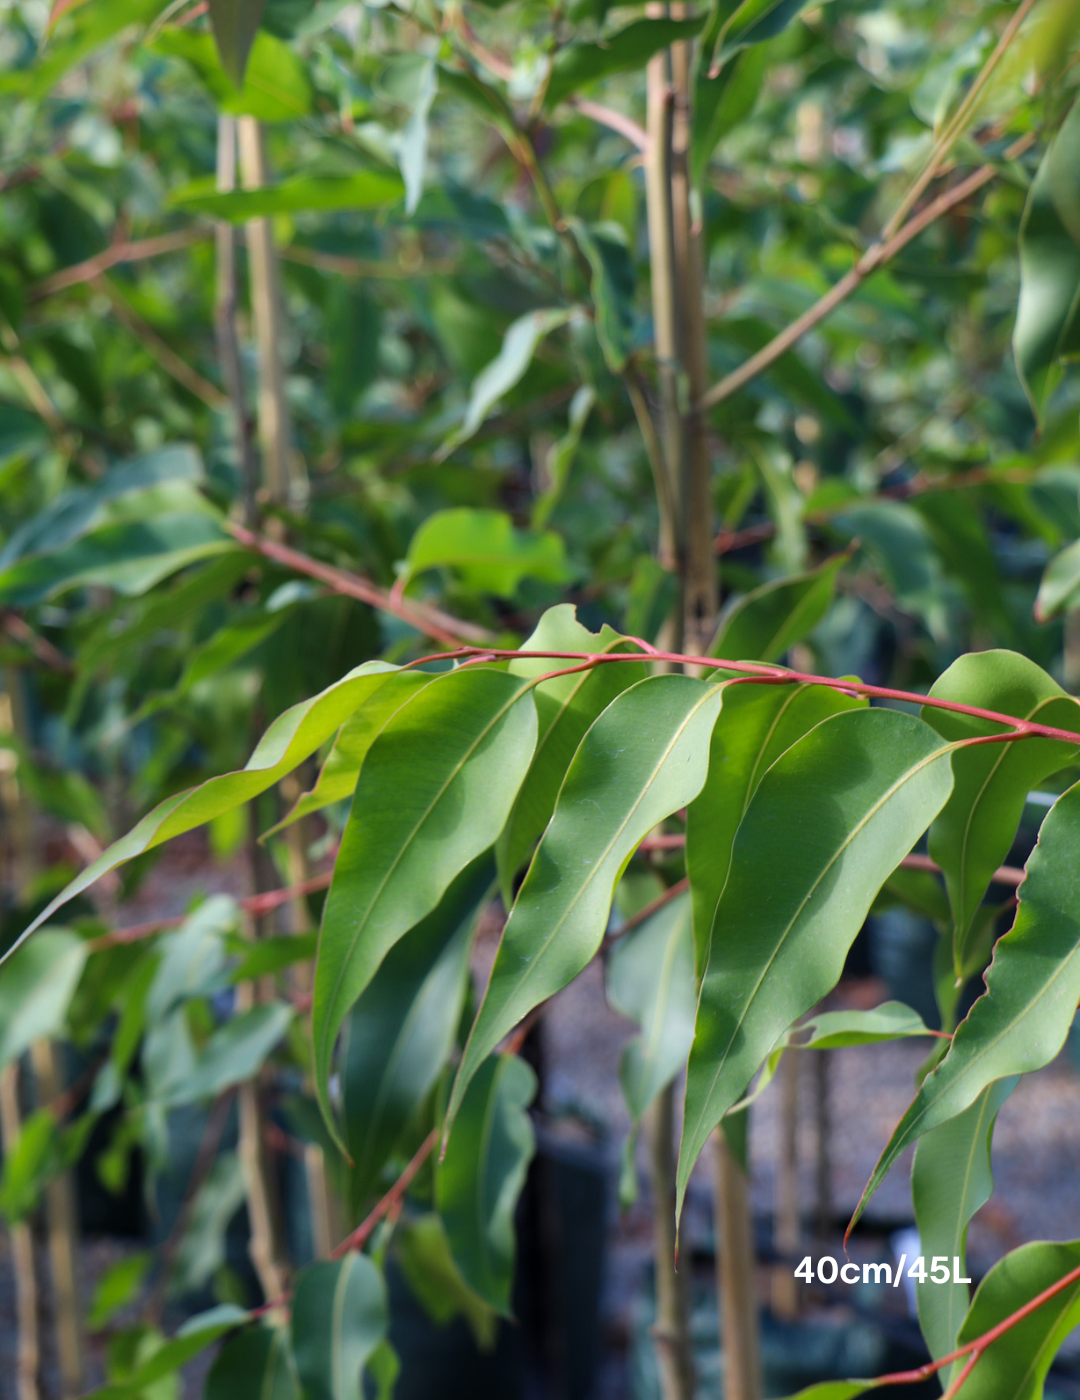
[[796, 1256, 971, 1286]]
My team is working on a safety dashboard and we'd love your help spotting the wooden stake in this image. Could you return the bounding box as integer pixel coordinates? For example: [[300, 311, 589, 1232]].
[[647, 1084, 696, 1400], [0, 1063, 40, 1400], [714, 1130, 762, 1400], [772, 1051, 801, 1319]]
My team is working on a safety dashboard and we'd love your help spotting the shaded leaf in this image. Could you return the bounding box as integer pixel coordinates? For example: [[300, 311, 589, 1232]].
[[544, 17, 706, 110], [679, 708, 954, 1215], [88, 1307, 249, 1400], [853, 780, 1080, 1232], [313, 669, 538, 1148], [152, 28, 314, 122], [400, 508, 573, 599], [291, 1256, 388, 1400], [207, 0, 268, 87], [1035, 537, 1080, 620], [396, 1213, 498, 1350], [449, 674, 727, 1134], [207, 1325, 300, 1400], [174, 1003, 292, 1105], [437, 1054, 536, 1315], [0, 929, 87, 1069], [709, 550, 848, 662]]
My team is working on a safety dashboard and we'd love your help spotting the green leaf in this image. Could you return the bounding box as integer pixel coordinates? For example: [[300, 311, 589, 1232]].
[[207, 1325, 300, 1400], [170, 171, 404, 220], [291, 1256, 388, 1400], [692, 45, 766, 186], [437, 310, 578, 459], [1035, 537, 1080, 620], [436, 1054, 536, 1315], [341, 855, 492, 1211], [396, 1213, 498, 1350], [172, 1003, 292, 1105], [709, 551, 848, 662], [566, 220, 636, 372], [715, 0, 819, 61], [18, 0, 164, 100], [8, 660, 402, 962], [686, 681, 865, 972], [956, 1240, 1080, 1400], [496, 606, 646, 901], [679, 708, 955, 1215], [544, 17, 706, 111], [88, 1253, 153, 1331], [912, 1080, 1015, 1368], [0, 514, 236, 607], [397, 58, 437, 216], [230, 933, 318, 983], [400, 508, 573, 599], [853, 780, 1080, 1232], [0, 929, 87, 1069], [1014, 97, 1080, 418], [313, 669, 538, 1149], [607, 891, 696, 1207], [0, 1108, 59, 1221], [171, 1152, 246, 1296], [88, 1307, 249, 1400], [794, 1001, 932, 1049], [267, 672, 438, 837], [449, 673, 726, 1134], [533, 386, 596, 528], [151, 28, 314, 122], [207, 0, 268, 86], [922, 651, 1080, 971]]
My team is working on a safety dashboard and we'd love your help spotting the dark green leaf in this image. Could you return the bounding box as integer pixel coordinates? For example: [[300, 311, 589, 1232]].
[[709, 551, 848, 662], [170, 171, 404, 220], [151, 27, 314, 122], [207, 0, 268, 86], [400, 509, 574, 599], [544, 17, 706, 111], [207, 1324, 300, 1400], [291, 1256, 388, 1400], [396, 1213, 498, 1350]]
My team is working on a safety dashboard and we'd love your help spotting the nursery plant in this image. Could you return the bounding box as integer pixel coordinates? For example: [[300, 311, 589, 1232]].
[[2, 0, 1080, 1398]]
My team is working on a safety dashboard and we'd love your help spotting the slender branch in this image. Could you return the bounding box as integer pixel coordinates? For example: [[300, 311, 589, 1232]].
[[228, 521, 496, 646], [29, 229, 204, 300], [698, 132, 1036, 413], [0, 612, 72, 672], [281, 245, 456, 280], [215, 115, 258, 527], [92, 275, 228, 410], [330, 1126, 439, 1259], [607, 876, 690, 942], [569, 98, 649, 152]]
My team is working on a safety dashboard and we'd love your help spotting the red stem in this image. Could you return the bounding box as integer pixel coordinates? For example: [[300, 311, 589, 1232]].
[[329, 1127, 439, 1259]]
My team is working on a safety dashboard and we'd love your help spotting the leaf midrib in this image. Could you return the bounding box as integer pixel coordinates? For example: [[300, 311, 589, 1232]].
[[688, 739, 952, 1151]]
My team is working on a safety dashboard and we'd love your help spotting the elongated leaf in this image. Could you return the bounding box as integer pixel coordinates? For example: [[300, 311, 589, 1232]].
[[397, 1213, 498, 1350], [533, 386, 596, 528], [449, 674, 727, 1135], [912, 1080, 1015, 1367], [1014, 96, 1080, 418], [207, 1325, 300, 1400], [709, 551, 848, 663], [8, 661, 402, 963], [171, 171, 404, 220], [607, 892, 696, 1205], [291, 1256, 388, 1400], [172, 1152, 246, 1296], [679, 708, 955, 1215], [173, 1003, 293, 1105], [497, 606, 646, 899], [544, 17, 706, 110], [922, 650, 1080, 971], [566, 219, 635, 372], [152, 28, 314, 122], [853, 780, 1080, 1232], [20, 0, 164, 100], [267, 671, 438, 836], [0, 930, 87, 1068], [313, 669, 538, 1147], [1035, 537, 1080, 620], [88, 1307, 249, 1400], [400, 508, 573, 599], [685, 681, 865, 972], [438, 310, 578, 459], [716, 0, 819, 60], [956, 1240, 1080, 1400], [436, 1054, 536, 1315], [0, 515, 236, 607], [794, 1001, 932, 1050], [692, 45, 767, 185], [207, 0, 268, 86], [341, 855, 492, 1210]]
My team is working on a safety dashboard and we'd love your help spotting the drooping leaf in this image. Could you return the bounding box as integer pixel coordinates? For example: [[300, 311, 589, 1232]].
[[709, 550, 848, 663], [0, 929, 87, 1068], [207, 1324, 300, 1400], [207, 0, 268, 86], [544, 17, 706, 110], [679, 708, 955, 1215], [152, 28, 314, 122], [436, 1054, 536, 1315], [448, 674, 727, 1135], [566, 219, 636, 372], [170, 1003, 292, 1105], [341, 855, 492, 1211], [1014, 96, 1080, 418], [685, 680, 865, 972], [955, 1240, 1080, 1400], [533, 386, 596, 528], [397, 58, 437, 216], [607, 891, 696, 1206], [437, 310, 579, 459], [8, 661, 402, 962], [853, 780, 1080, 1232], [714, 0, 821, 62], [1035, 537, 1080, 620], [313, 669, 538, 1148], [171, 1152, 246, 1297], [171, 171, 404, 220], [396, 1213, 498, 1350], [912, 1080, 1015, 1368], [922, 650, 1080, 971], [88, 1253, 154, 1331], [793, 1001, 932, 1050], [19, 0, 164, 100], [291, 1256, 388, 1400], [692, 45, 767, 186], [88, 1307, 249, 1400], [399, 509, 573, 599], [496, 606, 646, 899]]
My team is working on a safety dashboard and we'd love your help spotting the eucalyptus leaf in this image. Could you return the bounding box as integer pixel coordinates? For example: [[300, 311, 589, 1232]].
[[291, 1256, 388, 1400]]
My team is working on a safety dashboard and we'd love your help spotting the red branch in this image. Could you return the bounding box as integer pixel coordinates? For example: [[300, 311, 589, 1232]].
[[330, 1127, 440, 1259]]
